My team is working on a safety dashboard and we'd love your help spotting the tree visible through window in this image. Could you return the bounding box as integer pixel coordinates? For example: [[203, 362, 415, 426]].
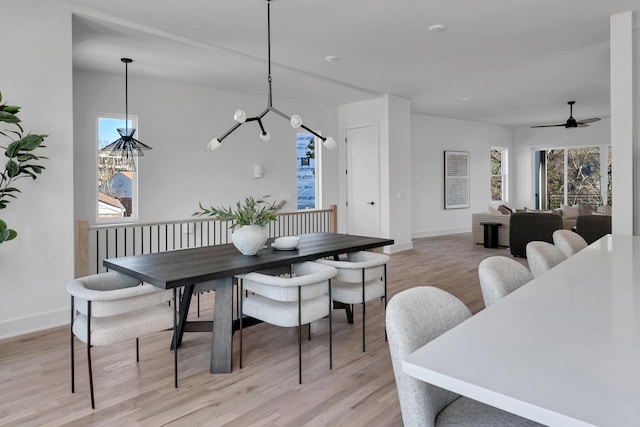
[[97, 115, 137, 220], [539, 145, 610, 209], [297, 134, 316, 209], [490, 147, 506, 201]]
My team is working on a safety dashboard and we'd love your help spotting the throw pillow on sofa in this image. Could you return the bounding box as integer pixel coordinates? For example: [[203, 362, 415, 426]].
[[497, 204, 512, 215], [487, 205, 502, 215], [559, 204, 579, 219]]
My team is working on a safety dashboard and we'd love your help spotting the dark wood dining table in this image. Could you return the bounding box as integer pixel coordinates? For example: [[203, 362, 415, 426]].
[[103, 232, 394, 374]]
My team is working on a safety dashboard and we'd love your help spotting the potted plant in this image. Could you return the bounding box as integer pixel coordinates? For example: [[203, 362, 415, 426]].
[[0, 91, 47, 244], [194, 195, 285, 255]]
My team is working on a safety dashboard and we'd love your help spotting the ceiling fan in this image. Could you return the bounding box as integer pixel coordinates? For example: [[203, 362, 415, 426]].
[[530, 101, 601, 128]]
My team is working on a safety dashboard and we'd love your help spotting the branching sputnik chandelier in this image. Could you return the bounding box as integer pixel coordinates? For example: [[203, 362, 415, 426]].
[[100, 58, 152, 171], [207, 0, 337, 151]]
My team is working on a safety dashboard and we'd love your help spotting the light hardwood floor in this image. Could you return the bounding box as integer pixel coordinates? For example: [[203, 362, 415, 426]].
[[0, 233, 522, 426]]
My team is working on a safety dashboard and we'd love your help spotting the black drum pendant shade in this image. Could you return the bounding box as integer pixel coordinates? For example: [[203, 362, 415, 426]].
[[100, 58, 151, 171]]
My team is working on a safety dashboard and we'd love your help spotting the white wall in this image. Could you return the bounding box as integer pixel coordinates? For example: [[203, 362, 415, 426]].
[[410, 114, 513, 238], [74, 69, 339, 225], [0, 1, 74, 338], [610, 12, 634, 235], [385, 95, 413, 251], [511, 118, 612, 209]]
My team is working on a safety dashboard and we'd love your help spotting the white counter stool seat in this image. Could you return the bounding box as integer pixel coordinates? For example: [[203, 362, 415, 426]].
[[316, 250, 390, 352], [552, 229, 588, 257], [67, 271, 175, 409], [478, 256, 533, 307], [526, 241, 567, 278], [386, 286, 543, 427], [236, 261, 337, 384]]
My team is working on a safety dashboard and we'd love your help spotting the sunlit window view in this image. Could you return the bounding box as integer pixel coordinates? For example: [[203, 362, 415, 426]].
[[97, 115, 137, 220], [490, 147, 506, 201], [536, 145, 611, 210], [297, 134, 317, 209]]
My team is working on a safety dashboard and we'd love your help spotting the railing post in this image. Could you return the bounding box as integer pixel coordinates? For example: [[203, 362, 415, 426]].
[[329, 205, 337, 233], [76, 220, 90, 278]]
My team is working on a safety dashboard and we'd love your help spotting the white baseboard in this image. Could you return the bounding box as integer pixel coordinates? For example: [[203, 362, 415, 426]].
[[386, 241, 413, 253], [0, 308, 68, 340], [412, 227, 470, 240]]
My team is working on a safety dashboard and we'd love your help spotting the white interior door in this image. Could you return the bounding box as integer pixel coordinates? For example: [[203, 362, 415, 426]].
[[346, 124, 381, 237]]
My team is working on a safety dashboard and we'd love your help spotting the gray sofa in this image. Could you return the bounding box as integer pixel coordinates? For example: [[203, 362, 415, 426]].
[[509, 212, 563, 257], [575, 214, 612, 244]]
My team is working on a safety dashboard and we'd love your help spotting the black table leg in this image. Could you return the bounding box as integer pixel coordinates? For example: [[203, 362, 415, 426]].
[[211, 276, 233, 373]]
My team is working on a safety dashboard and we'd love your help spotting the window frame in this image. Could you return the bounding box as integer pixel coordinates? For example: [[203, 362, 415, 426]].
[[96, 113, 139, 223], [490, 146, 508, 203], [536, 144, 610, 209], [296, 133, 322, 210]]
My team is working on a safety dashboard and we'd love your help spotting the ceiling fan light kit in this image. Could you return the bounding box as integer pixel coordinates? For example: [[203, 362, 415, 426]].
[[530, 101, 601, 129], [208, 0, 336, 151]]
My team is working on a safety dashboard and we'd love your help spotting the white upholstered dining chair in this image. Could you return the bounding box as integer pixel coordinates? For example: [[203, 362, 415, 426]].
[[315, 250, 389, 352], [552, 229, 588, 257], [386, 286, 543, 427], [478, 256, 533, 307], [526, 241, 567, 278], [67, 271, 175, 409], [236, 261, 337, 384]]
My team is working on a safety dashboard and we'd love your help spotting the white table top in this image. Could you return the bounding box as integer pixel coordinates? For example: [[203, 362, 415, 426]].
[[403, 235, 640, 427]]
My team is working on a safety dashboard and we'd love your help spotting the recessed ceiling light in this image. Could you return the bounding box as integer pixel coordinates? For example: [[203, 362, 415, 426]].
[[461, 97, 471, 101], [324, 55, 340, 63], [428, 24, 447, 33]]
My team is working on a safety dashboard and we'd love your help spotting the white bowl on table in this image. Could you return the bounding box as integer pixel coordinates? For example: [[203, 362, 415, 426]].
[[272, 236, 300, 250]]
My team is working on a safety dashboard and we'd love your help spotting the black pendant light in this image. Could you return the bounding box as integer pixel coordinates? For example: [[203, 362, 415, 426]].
[[207, 0, 336, 151], [100, 58, 151, 171]]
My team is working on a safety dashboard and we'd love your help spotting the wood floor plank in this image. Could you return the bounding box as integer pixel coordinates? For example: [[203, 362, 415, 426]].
[[0, 233, 522, 426]]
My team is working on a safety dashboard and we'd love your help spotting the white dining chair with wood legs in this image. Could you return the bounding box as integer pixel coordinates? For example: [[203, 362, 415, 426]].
[[316, 251, 390, 352], [236, 261, 337, 384], [67, 271, 176, 409]]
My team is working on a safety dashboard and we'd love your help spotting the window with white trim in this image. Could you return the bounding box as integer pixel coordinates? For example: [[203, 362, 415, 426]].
[[97, 114, 138, 221], [490, 147, 507, 201], [297, 133, 319, 209]]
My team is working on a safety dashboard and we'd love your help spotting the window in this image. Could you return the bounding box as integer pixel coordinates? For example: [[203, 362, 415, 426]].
[[97, 114, 138, 221], [490, 147, 507, 201], [536, 145, 610, 210], [296, 134, 317, 209]]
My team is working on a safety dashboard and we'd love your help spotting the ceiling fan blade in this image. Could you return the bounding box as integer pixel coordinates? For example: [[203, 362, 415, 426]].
[[577, 117, 601, 124], [530, 124, 566, 128]]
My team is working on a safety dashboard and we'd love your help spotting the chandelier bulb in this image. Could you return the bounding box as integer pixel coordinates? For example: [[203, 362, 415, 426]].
[[234, 109, 247, 123], [207, 137, 222, 151], [290, 114, 303, 129], [322, 136, 337, 150], [259, 131, 271, 142]]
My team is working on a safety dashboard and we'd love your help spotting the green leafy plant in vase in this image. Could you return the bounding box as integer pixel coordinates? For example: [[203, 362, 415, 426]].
[[0, 91, 48, 244], [194, 195, 285, 255]]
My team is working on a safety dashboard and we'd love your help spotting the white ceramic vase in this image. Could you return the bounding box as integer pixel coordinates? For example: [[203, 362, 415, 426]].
[[231, 225, 269, 255]]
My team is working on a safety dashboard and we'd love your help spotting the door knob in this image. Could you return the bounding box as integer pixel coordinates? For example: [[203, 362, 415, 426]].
[[367, 201, 375, 205]]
